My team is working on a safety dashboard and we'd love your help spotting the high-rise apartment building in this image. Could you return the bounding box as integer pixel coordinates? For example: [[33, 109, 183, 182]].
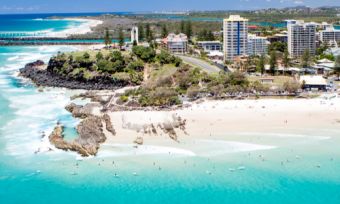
[[248, 34, 269, 56], [287, 20, 316, 58], [223, 15, 248, 62]]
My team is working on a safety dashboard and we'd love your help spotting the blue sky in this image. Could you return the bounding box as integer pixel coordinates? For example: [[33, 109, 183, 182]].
[[0, 0, 339, 14]]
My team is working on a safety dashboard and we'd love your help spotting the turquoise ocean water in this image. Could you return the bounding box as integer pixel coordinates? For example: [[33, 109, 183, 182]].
[[0, 15, 340, 204]]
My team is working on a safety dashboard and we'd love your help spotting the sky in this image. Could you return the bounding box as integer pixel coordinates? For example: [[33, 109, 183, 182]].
[[0, 0, 339, 14]]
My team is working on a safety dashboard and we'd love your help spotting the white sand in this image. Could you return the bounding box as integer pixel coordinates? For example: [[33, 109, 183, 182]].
[[45, 18, 103, 38], [100, 96, 340, 157]]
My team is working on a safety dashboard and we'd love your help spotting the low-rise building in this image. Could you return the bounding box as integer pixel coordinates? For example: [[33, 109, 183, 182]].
[[207, 50, 224, 62], [320, 22, 333, 30], [248, 34, 269, 56], [320, 26, 340, 47], [163, 33, 188, 54], [300, 75, 327, 91], [312, 58, 335, 74], [197, 41, 222, 52], [267, 34, 288, 43]]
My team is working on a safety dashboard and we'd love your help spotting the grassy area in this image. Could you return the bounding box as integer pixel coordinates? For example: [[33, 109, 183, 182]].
[[149, 64, 178, 80], [248, 75, 296, 87]]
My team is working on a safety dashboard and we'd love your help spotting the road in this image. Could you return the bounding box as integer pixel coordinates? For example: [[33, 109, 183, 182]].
[[177, 55, 223, 73]]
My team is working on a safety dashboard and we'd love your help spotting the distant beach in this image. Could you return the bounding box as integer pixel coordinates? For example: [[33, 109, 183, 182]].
[[42, 18, 103, 37]]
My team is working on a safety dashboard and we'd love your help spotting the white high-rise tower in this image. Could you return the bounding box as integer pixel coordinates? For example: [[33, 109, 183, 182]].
[[223, 15, 248, 62], [131, 26, 139, 44], [287, 20, 316, 58]]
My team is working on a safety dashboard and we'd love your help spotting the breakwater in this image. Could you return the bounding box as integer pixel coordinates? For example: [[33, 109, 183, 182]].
[[0, 37, 104, 46]]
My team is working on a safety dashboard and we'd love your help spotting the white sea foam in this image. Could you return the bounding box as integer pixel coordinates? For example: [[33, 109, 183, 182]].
[[191, 140, 276, 157], [98, 144, 196, 157], [237, 132, 331, 140]]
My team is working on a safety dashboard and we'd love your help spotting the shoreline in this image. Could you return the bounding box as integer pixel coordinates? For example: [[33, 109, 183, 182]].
[[39, 18, 103, 38], [48, 86, 340, 157]]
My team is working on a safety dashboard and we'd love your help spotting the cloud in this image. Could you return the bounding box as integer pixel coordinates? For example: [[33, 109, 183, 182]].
[[1, 5, 40, 12]]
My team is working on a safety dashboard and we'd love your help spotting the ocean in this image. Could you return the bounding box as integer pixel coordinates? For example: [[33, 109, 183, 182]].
[[1, 14, 340, 204]]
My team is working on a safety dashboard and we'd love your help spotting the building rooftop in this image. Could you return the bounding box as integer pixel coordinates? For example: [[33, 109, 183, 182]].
[[163, 33, 188, 44], [224, 15, 248, 22], [300, 75, 327, 86], [197, 41, 221, 44]]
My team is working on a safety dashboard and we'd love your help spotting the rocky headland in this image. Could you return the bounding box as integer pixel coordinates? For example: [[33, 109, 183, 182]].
[[20, 60, 127, 90]]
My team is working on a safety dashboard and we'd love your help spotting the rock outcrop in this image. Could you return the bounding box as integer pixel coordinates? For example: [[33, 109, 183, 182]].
[[19, 59, 127, 90], [133, 137, 144, 145], [65, 103, 94, 119], [122, 113, 187, 142], [49, 116, 107, 157], [103, 113, 116, 136], [49, 125, 94, 157]]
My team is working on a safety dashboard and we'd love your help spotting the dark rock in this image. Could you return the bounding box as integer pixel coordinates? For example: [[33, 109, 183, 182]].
[[19, 59, 128, 90], [133, 137, 143, 145], [103, 114, 116, 136]]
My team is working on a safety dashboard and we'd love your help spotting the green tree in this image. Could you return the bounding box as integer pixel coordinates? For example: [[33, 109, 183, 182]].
[[185, 21, 192, 40], [96, 52, 103, 61], [118, 28, 125, 48], [145, 23, 153, 42], [161, 24, 168, 38], [302, 49, 310, 68], [268, 42, 287, 53], [207, 31, 215, 41], [282, 48, 290, 75], [257, 54, 266, 75], [180, 21, 185, 33], [111, 51, 123, 62], [138, 24, 145, 41], [104, 28, 112, 47], [197, 29, 208, 41], [269, 51, 277, 75], [83, 52, 90, 59], [132, 46, 156, 62]]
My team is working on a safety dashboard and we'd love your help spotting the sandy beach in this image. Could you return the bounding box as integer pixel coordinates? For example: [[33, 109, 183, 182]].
[[91, 95, 340, 157], [45, 18, 103, 38]]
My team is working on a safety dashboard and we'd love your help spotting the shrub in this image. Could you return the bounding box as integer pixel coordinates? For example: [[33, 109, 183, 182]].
[[187, 86, 201, 100], [132, 46, 156, 62], [127, 60, 144, 72], [83, 52, 90, 59], [119, 95, 129, 103], [282, 80, 301, 93]]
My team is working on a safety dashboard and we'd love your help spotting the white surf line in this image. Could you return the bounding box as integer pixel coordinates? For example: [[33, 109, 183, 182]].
[[235, 132, 331, 140], [98, 144, 196, 157], [192, 139, 277, 157]]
